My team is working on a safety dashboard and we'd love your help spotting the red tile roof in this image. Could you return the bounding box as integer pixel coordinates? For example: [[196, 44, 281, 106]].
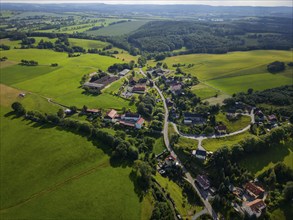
[[245, 182, 265, 197], [107, 109, 117, 119], [246, 199, 266, 212], [136, 117, 144, 125]]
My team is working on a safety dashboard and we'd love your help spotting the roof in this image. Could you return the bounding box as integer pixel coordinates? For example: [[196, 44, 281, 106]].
[[107, 109, 117, 119], [245, 182, 265, 197], [246, 199, 266, 212], [165, 155, 176, 161], [133, 84, 146, 91], [196, 175, 210, 188], [268, 114, 277, 121], [196, 149, 207, 157], [171, 83, 182, 91], [124, 112, 140, 118], [184, 112, 203, 118], [119, 69, 130, 75], [87, 109, 100, 113], [83, 82, 104, 88], [119, 120, 135, 127], [216, 125, 227, 130], [136, 117, 145, 125]]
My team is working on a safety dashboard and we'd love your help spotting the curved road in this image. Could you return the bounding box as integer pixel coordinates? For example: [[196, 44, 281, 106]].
[[171, 111, 255, 150], [140, 69, 218, 220]]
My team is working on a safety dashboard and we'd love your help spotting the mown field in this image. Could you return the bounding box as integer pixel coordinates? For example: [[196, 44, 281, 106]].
[[201, 132, 253, 152], [0, 45, 136, 111], [85, 20, 148, 36], [153, 50, 292, 94], [0, 92, 147, 219]]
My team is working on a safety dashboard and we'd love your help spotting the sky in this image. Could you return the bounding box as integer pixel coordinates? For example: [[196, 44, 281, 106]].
[[1, 0, 292, 7]]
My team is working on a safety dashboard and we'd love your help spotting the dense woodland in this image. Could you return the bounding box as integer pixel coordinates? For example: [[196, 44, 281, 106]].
[[107, 17, 293, 56]]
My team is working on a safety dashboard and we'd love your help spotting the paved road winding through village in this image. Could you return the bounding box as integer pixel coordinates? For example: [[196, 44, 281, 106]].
[[140, 69, 218, 220]]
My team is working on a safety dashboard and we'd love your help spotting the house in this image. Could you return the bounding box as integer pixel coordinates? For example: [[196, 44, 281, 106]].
[[267, 114, 277, 122], [132, 84, 146, 94], [166, 98, 174, 107], [192, 149, 207, 160], [121, 112, 140, 121], [86, 109, 100, 115], [195, 175, 210, 190], [135, 117, 145, 129], [215, 125, 227, 134], [245, 182, 265, 199], [165, 155, 177, 167], [19, 93, 26, 97], [83, 82, 104, 90], [243, 199, 266, 218], [138, 78, 148, 84], [183, 113, 205, 125], [118, 69, 130, 76], [64, 109, 72, 115], [104, 109, 118, 122], [170, 83, 182, 95]]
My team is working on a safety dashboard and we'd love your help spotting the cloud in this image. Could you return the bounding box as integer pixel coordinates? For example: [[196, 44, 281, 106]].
[[1, 0, 292, 7]]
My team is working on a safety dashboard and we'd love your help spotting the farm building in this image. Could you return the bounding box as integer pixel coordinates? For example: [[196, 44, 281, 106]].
[[132, 84, 146, 94], [118, 69, 130, 76], [83, 82, 104, 90]]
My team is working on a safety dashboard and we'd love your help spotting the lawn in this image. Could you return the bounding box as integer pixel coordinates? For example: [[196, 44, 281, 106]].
[[155, 174, 203, 219], [85, 20, 148, 36], [153, 136, 165, 155], [269, 203, 293, 220], [215, 112, 251, 133], [239, 141, 293, 177], [176, 137, 198, 150], [0, 106, 146, 219], [202, 132, 253, 152]]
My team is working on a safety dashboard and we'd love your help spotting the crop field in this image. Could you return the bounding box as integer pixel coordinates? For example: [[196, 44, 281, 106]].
[[0, 106, 144, 219], [0, 48, 135, 111], [154, 50, 292, 94], [85, 20, 149, 36], [201, 132, 253, 152], [239, 141, 293, 177]]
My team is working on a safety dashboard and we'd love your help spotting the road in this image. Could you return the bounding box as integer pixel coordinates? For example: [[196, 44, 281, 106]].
[[140, 69, 218, 220], [192, 208, 208, 220]]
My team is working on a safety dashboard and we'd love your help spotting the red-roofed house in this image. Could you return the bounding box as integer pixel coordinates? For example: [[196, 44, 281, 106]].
[[215, 125, 227, 134], [243, 199, 266, 218], [104, 109, 118, 122], [245, 182, 265, 199], [135, 117, 145, 129]]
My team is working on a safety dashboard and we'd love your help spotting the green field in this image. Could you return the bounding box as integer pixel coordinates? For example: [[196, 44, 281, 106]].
[[152, 50, 292, 94], [202, 132, 253, 152], [156, 174, 203, 219], [85, 20, 148, 36], [0, 48, 134, 111], [191, 83, 220, 100], [239, 141, 293, 177], [0, 105, 145, 219], [215, 112, 251, 133]]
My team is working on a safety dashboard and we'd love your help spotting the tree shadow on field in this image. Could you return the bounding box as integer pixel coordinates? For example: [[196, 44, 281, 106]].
[[129, 171, 145, 202], [4, 111, 23, 120]]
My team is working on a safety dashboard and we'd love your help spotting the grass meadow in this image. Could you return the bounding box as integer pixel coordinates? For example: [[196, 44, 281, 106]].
[[85, 20, 148, 36], [155, 173, 203, 219], [0, 48, 135, 111], [152, 50, 292, 94], [239, 141, 293, 177]]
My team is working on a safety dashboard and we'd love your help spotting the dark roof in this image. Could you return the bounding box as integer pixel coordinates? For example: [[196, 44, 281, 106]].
[[124, 112, 140, 118], [184, 112, 203, 118], [196, 150, 207, 157]]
